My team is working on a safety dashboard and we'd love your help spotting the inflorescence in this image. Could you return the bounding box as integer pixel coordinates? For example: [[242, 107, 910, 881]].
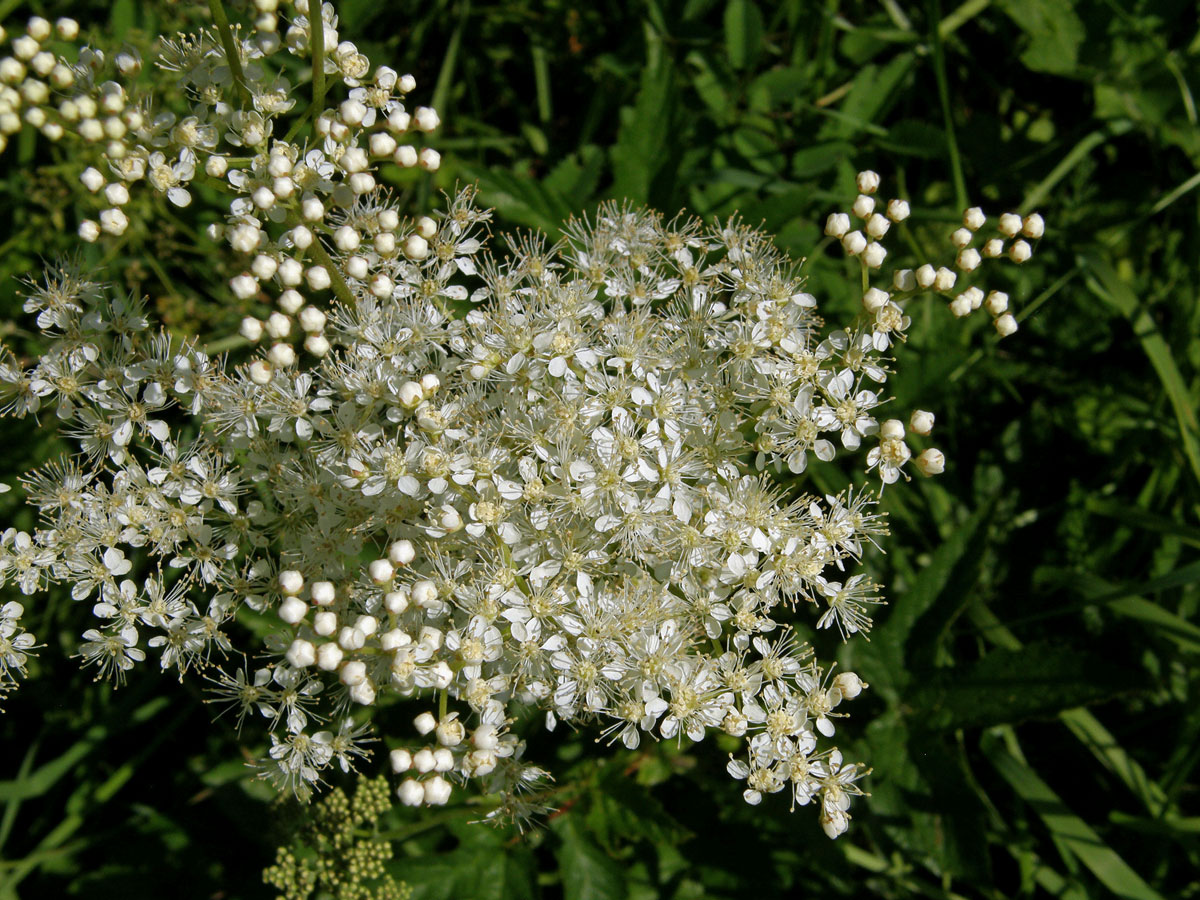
[[0, 5, 1044, 840]]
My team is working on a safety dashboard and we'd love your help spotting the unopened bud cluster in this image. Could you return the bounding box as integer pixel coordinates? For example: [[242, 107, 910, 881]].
[[827, 171, 1043, 339], [0, 2, 443, 366]]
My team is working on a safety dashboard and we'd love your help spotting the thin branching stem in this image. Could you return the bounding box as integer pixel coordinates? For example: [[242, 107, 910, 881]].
[[208, 0, 253, 108]]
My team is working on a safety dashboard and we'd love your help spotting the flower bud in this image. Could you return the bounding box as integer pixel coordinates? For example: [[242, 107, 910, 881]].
[[994, 313, 1018, 337], [369, 132, 397, 156], [424, 775, 452, 805], [983, 238, 1004, 258], [915, 264, 936, 289], [862, 288, 890, 313], [304, 333, 330, 356], [414, 106, 440, 131], [824, 212, 850, 238], [855, 170, 880, 194], [880, 419, 905, 440], [349, 680, 376, 705], [915, 448, 945, 476], [865, 213, 890, 239], [833, 671, 867, 700], [416, 216, 438, 239], [390, 748, 413, 772], [248, 359, 273, 384], [436, 717, 465, 747], [266, 343, 296, 369], [418, 148, 441, 172], [388, 539, 416, 566], [80, 166, 105, 192], [305, 265, 331, 291], [984, 291, 1009, 316], [313, 610, 338, 636], [851, 194, 875, 218], [339, 659, 367, 686], [265, 311, 291, 339], [963, 207, 986, 230], [909, 409, 935, 435], [403, 234, 429, 260], [414, 712, 437, 735], [862, 242, 887, 268], [279, 570, 304, 595], [841, 230, 866, 255], [892, 269, 916, 292], [1008, 240, 1031, 263], [286, 638, 316, 667], [298, 305, 326, 333], [240, 317, 264, 342], [411, 580, 438, 608], [397, 779, 424, 806], [933, 267, 956, 292], [886, 198, 910, 222], [998, 213, 1022, 237], [279, 596, 308, 624], [316, 642, 343, 670], [346, 255, 370, 279], [1022, 213, 1044, 239], [384, 589, 410, 614], [472, 724, 499, 751], [368, 558, 395, 584], [956, 248, 981, 272]]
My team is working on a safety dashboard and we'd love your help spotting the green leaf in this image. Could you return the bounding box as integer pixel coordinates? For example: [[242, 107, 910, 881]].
[[724, 0, 764, 70], [983, 730, 1166, 900], [395, 828, 538, 900], [908, 642, 1139, 731], [553, 815, 627, 900], [997, 0, 1086, 75], [817, 52, 914, 140], [862, 501, 994, 696], [611, 50, 676, 204]]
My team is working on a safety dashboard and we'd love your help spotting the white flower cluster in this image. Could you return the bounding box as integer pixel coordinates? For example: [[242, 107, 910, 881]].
[[0, 2, 441, 360], [0, 4, 1046, 839], [0, 172, 1035, 838], [0, 599, 39, 707], [825, 170, 1044, 339]]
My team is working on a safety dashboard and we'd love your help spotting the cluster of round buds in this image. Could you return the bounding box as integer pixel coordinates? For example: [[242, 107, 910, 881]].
[[0, 17, 83, 153], [823, 170, 907, 269], [0, 3, 443, 360], [390, 715, 510, 807], [865, 411, 944, 484], [828, 172, 1041, 340]]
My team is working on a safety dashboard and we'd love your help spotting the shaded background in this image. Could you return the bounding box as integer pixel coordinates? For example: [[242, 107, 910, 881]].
[[1, 0, 1197, 897]]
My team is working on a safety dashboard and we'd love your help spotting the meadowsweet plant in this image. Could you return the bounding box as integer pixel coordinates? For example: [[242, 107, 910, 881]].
[[0, 3, 1047, 841], [263, 774, 411, 900]]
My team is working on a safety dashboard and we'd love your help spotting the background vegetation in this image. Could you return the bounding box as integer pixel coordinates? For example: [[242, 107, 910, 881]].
[[1, 0, 1198, 898]]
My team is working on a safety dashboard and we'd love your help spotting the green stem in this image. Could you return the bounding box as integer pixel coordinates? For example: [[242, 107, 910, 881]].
[[306, 237, 356, 307], [310, 0, 328, 116], [286, 211, 356, 307], [208, 0, 253, 108], [929, 0, 967, 210]]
